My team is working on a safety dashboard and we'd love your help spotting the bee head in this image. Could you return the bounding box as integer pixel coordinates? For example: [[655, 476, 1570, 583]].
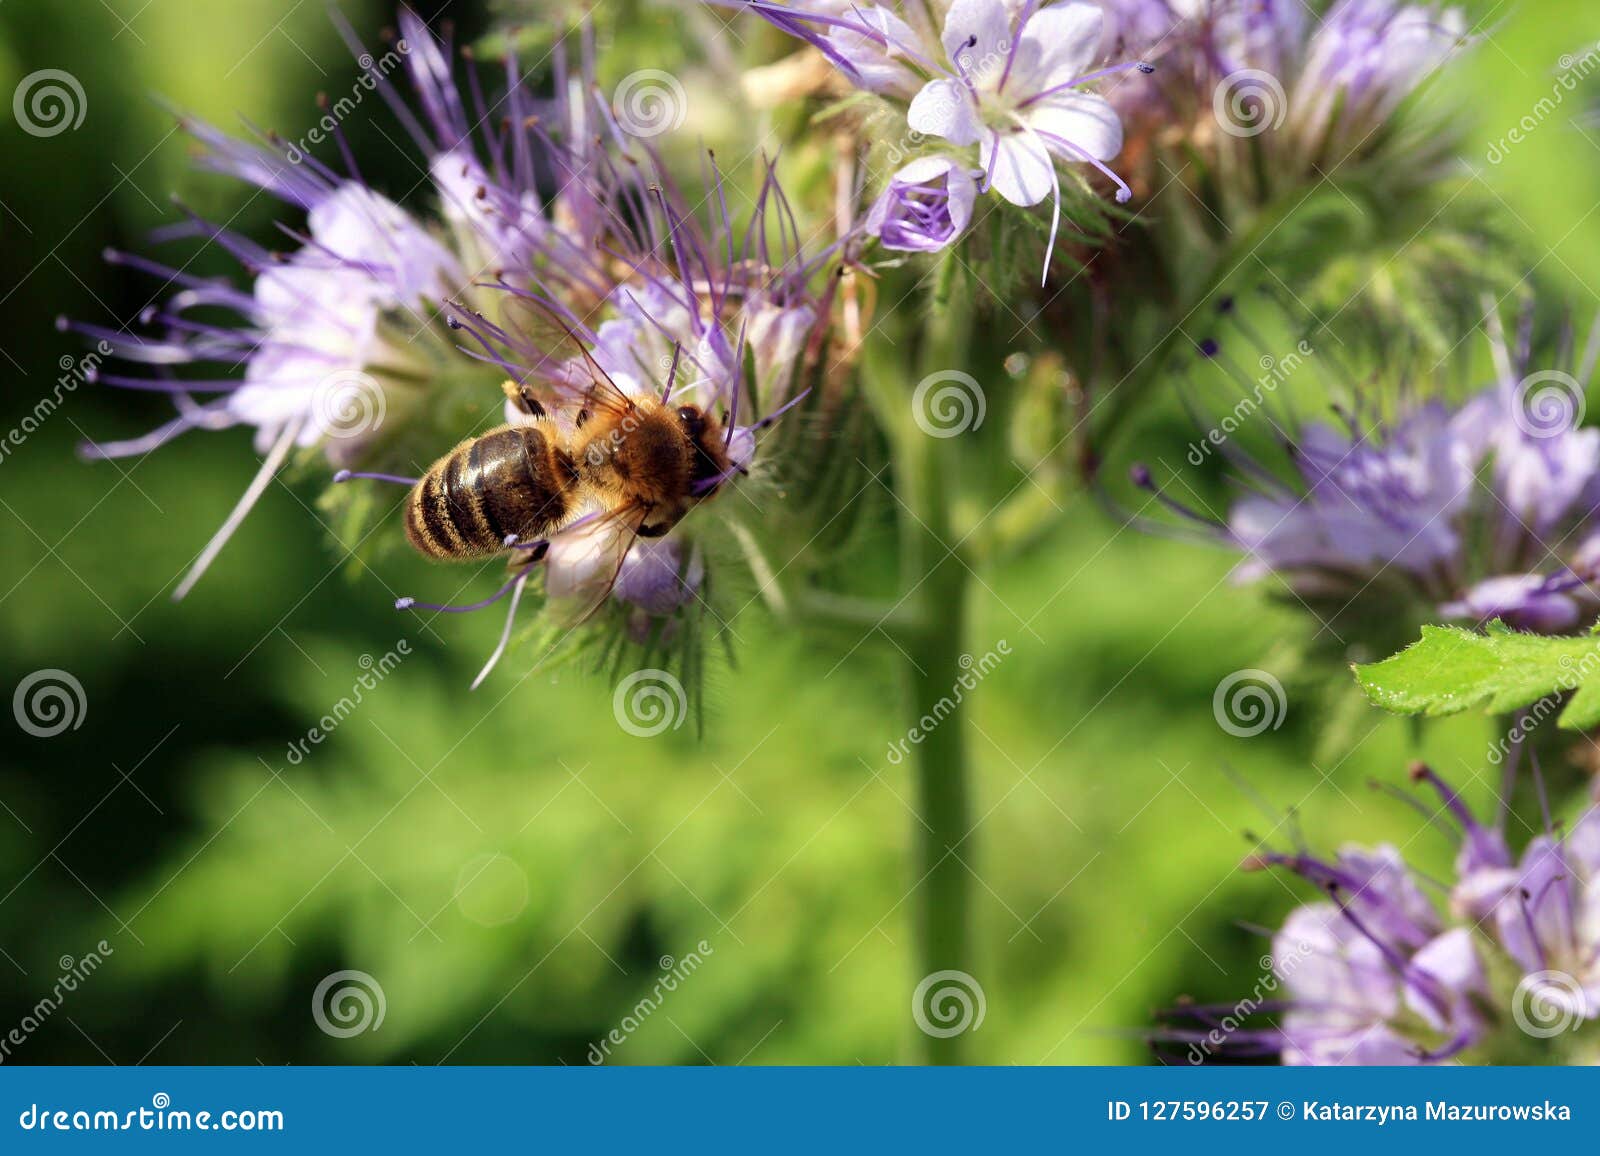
[[675, 405, 707, 439], [678, 403, 732, 495]]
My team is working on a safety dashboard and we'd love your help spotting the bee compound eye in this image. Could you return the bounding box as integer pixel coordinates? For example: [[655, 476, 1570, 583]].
[[676, 406, 705, 435]]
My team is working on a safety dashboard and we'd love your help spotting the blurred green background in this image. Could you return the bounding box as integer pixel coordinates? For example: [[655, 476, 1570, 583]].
[[1, 0, 1599, 1065]]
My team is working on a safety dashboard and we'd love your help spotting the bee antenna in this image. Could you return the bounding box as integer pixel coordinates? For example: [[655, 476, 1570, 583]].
[[334, 469, 420, 486]]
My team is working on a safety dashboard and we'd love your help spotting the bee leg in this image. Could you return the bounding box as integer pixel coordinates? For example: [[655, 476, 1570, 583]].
[[501, 379, 545, 418], [637, 522, 669, 538]]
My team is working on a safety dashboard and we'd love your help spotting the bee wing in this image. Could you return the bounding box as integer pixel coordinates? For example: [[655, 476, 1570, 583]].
[[541, 506, 647, 626], [500, 293, 637, 420]]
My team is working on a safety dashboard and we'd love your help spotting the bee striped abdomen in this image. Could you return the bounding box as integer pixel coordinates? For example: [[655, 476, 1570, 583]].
[[405, 425, 576, 560]]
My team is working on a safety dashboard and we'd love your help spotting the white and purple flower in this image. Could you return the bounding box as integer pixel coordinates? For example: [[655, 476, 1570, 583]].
[[1136, 308, 1600, 635], [69, 8, 829, 689], [64, 10, 587, 599], [1167, 765, 1600, 1065], [865, 155, 979, 252], [718, 0, 1151, 271], [1093, 0, 1467, 202]]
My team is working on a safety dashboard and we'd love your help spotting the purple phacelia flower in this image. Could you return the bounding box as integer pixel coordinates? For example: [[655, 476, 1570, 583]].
[[715, 0, 1151, 272], [1135, 307, 1600, 635], [865, 155, 980, 252], [1166, 765, 1600, 1065], [1102, 0, 1467, 201], [1291, 0, 1467, 158], [65, 10, 580, 598], [402, 135, 829, 680]]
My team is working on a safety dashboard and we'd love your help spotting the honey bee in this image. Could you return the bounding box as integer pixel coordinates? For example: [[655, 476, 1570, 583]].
[[404, 368, 734, 571]]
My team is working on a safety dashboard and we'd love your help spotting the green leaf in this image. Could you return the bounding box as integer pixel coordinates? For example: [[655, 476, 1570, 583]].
[[1353, 620, 1600, 730]]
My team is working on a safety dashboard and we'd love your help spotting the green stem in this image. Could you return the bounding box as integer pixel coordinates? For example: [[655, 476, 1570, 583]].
[[904, 551, 974, 1065], [895, 260, 977, 1064]]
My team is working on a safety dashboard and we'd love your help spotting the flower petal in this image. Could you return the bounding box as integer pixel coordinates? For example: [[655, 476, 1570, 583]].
[[1013, 1, 1104, 95], [907, 78, 983, 146], [1027, 91, 1123, 162], [825, 5, 925, 97], [940, 0, 1013, 75], [980, 129, 1054, 206], [944, 164, 978, 232]]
